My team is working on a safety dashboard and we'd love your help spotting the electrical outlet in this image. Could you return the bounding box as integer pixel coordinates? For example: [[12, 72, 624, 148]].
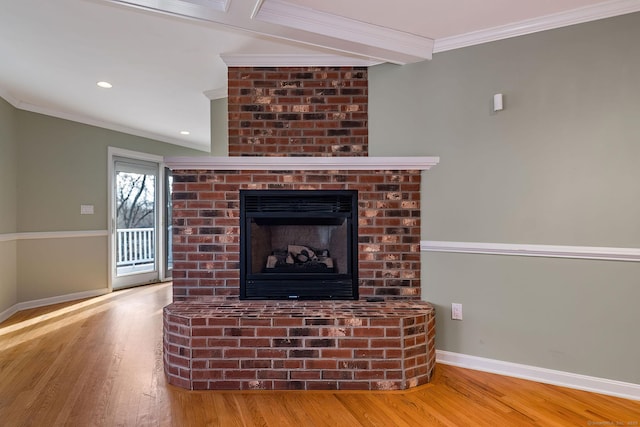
[[451, 303, 463, 320]]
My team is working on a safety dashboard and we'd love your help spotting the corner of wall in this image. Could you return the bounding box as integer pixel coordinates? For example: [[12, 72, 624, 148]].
[[0, 97, 18, 317]]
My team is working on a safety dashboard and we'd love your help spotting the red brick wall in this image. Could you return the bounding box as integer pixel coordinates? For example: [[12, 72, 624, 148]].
[[227, 67, 368, 157], [171, 169, 421, 301]]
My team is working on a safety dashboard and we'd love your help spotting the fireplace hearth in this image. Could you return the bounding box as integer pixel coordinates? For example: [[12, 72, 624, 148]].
[[240, 189, 359, 300]]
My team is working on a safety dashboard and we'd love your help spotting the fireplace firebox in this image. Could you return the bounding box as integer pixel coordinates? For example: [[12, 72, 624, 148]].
[[239, 189, 358, 300]]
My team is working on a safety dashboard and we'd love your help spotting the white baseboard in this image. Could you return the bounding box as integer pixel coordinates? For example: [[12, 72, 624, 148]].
[[0, 305, 19, 324], [436, 350, 640, 401], [0, 288, 110, 324]]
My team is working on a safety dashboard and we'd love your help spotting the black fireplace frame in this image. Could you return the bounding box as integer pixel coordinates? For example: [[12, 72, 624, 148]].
[[239, 189, 359, 300]]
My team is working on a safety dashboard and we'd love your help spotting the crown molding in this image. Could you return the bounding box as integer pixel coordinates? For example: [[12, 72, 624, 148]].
[[0, 87, 20, 108], [164, 155, 440, 171], [253, 0, 433, 62], [220, 53, 382, 67], [12, 101, 210, 152], [0, 88, 205, 152], [434, 0, 640, 53]]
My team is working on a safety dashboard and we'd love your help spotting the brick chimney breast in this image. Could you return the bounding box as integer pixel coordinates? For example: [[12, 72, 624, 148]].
[[228, 67, 368, 157]]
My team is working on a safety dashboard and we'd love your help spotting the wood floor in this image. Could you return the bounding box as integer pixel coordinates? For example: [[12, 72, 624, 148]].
[[1, 283, 638, 426]]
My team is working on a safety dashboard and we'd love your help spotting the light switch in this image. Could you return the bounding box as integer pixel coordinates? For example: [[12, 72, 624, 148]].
[[80, 205, 94, 215], [451, 303, 463, 320]]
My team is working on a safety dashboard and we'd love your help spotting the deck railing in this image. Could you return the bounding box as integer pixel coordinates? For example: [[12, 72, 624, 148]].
[[117, 228, 154, 267]]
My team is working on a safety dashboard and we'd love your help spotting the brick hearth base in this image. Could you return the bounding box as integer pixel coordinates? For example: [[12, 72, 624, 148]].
[[164, 299, 435, 391]]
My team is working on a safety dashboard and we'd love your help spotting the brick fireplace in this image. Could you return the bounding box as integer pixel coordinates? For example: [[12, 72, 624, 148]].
[[170, 167, 423, 300], [163, 66, 439, 390]]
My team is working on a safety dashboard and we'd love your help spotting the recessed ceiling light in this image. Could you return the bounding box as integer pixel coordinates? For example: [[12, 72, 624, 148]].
[[97, 81, 112, 89], [180, 130, 190, 135]]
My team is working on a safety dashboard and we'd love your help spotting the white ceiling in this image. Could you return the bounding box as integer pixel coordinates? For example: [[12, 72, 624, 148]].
[[1, 0, 638, 151]]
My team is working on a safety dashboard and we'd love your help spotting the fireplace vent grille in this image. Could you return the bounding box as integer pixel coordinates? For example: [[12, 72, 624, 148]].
[[242, 191, 354, 214]]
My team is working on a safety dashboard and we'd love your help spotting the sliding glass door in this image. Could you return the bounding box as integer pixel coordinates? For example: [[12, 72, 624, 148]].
[[112, 157, 160, 289]]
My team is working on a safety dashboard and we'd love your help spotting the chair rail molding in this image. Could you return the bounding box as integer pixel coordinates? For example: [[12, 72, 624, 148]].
[[421, 240, 640, 262], [0, 230, 108, 241]]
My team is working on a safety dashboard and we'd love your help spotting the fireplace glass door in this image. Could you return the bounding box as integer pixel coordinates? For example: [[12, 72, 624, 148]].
[[240, 190, 358, 300]]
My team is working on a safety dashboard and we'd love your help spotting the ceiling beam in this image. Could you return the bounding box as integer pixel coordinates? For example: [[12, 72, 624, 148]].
[[106, 0, 433, 64]]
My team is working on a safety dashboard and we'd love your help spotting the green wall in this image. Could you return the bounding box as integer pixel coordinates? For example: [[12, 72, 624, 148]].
[[0, 97, 18, 313], [16, 111, 205, 232], [370, 13, 640, 384], [210, 97, 228, 156], [8, 110, 205, 302], [0, 98, 17, 234]]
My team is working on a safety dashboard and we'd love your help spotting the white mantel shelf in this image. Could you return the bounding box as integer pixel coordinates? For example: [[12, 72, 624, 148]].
[[164, 156, 440, 171]]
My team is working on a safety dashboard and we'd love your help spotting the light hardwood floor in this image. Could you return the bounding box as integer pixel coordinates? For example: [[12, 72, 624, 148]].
[[1, 282, 638, 426]]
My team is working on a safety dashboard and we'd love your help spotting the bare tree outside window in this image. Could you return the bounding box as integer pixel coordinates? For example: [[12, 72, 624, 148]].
[[116, 172, 155, 229]]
